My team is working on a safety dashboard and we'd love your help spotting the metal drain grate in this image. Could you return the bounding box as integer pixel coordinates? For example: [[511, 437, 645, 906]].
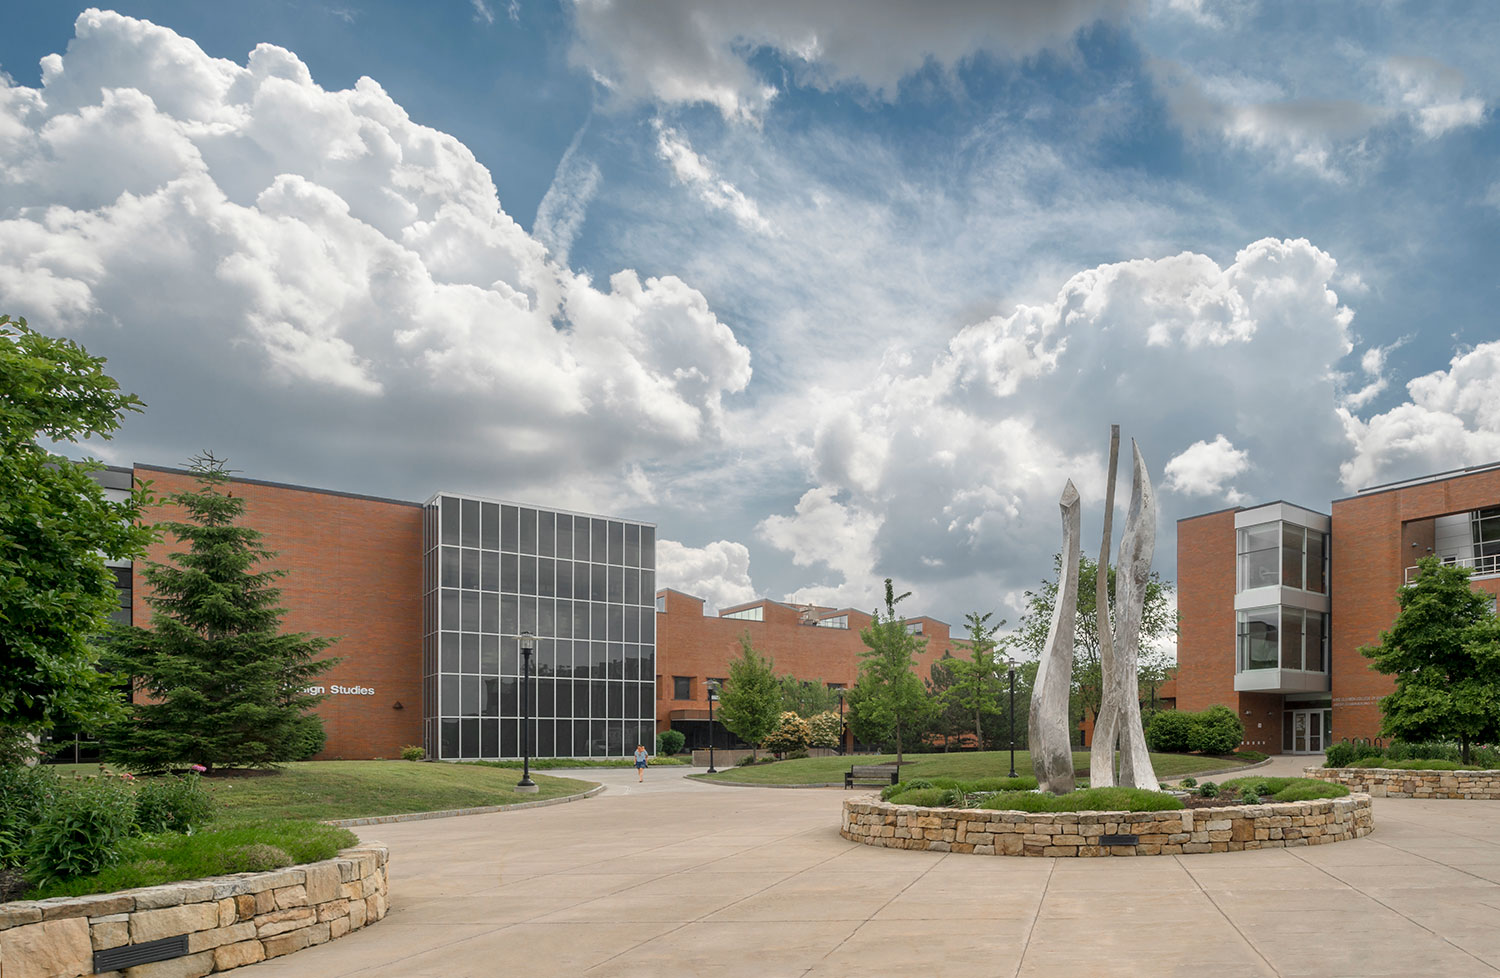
[[95, 934, 189, 972], [1098, 833, 1140, 846]]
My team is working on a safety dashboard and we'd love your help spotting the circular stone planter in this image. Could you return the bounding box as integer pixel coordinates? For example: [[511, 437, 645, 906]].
[[1307, 765, 1500, 799], [841, 795, 1372, 856]]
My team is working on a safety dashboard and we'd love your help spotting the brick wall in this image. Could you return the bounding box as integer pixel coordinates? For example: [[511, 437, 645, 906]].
[[653, 593, 954, 735], [132, 467, 425, 760], [1329, 467, 1500, 743], [1175, 509, 1239, 716]]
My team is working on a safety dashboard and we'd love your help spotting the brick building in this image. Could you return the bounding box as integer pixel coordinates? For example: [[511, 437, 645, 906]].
[[88, 462, 955, 761], [654, 591, 955, 749], [1176, 461, 1500, 755]]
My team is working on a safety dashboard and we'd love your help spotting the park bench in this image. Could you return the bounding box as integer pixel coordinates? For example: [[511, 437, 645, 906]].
[[845, 764, 901, 789]]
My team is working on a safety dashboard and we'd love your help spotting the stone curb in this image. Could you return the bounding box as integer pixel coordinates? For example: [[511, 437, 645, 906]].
[[1307, 765, 1500, 800], [322, 784, 606, 827], [691, 757, 1272, 791]]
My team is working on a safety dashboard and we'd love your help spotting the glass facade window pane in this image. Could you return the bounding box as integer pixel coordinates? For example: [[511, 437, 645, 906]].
[[461, 633, 479, 673], [1306, 612, 1328, 672], [538, 558, 556, 598], [539, 598, 556, 636], [641, 612, 655, 644], [624, 568, 639, 607], [1237, 523, 1279, 590], [591, 641, 606, 678], [641, 526, 655, 569], [520, 596, 537, 634], [502, 553, 518, 593], [481, 592, 498, 633], [481, 501, 499, 550], [461, 548, 480, 589], [480, 634, 499, 674], [641, 570, 655, 603], [441, 589, 460, 629], [624, 643, 639, 681], [673, 676, 692, 699], [442, 546, 460, 587], [608, 565, 623, 603], [556, 681, 571, 717], [441, 497, 460, 546], [1306, 532, 1326, 594], [608, 605, 623, 641], [591, 519, 608, 563], [440, 632, 459, 672], [481, 718, 498, 757], [609, 521, 624, 566], [441, 674, 459, 716], [557, 560, 573, 599], [624, 606, 640, 643], [501, 637, 519, 676], [461, 676, 480, 716], [501, 594, 518, 634], [591, 564, 607, 602], [461, 590, 480, 631], [481, 551, 499, 592], [1282, 524, 1304, 590], [625, 523, 640, 567], [500, 719, 517, 759], [607, 642, 623, 679], [538, 511, 555, 558], [1237, 607, 1278, 671], [607, 681, 622, 719], [461, 498, 480, 548], [441, 718, 459, 758], [520, 509, 537, 554], [501, 505, 519, 552], [591, 604, 607, 644], [501, 677, 518, 715], [573, 601, 590, 639], [1280, 607, 1303, 670], [557, 515, 574, 562], [519, 555, 537, 595], [591, 683, 606, 719]]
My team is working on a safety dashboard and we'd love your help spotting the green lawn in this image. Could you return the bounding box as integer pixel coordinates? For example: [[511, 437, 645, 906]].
[[202, 761, 597, 821], [693, 751, 1252, 786]]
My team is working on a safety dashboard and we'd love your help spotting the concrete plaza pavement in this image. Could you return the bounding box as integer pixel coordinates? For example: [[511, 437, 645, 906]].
[[242, 763, 1500, 978]]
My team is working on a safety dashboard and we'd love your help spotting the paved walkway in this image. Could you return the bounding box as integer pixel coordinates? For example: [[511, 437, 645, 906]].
[[242, 765, 1500, 978]]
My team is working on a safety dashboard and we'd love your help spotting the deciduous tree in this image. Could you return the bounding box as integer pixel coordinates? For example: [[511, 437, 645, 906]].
[[850, 579, 934, 763], [715, 633, 780, 759]]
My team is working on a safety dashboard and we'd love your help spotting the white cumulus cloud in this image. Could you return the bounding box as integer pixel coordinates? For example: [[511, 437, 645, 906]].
[[1163, 434, 1249, 502], [655, 539, 758, 615]]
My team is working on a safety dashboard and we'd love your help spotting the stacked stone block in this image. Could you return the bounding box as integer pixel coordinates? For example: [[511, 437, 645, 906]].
[[0, 844, 388, 978], [1308, 766, 1500, 799], [840, 797, 1372, 856]]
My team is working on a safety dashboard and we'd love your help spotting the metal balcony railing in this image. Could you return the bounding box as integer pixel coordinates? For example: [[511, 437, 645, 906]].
[[1406, 552, 1500, 583]]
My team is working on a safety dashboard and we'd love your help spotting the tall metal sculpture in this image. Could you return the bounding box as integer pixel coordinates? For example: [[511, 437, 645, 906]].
[[1027, 480, 1080, 795], [1089, 431, 1159, 790], [1029, 427, 1160, 794]]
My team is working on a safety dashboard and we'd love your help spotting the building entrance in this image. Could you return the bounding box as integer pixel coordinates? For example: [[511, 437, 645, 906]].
[[1283, 708, 1331, 754]]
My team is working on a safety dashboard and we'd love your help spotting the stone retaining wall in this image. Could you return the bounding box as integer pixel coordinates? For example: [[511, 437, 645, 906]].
[[0, 844, 388, 978], [1307, 765, 1500, 799], [841, 796, 1372, 856]]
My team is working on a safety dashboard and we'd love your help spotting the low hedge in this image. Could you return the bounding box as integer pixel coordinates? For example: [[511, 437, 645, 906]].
[[1144, 705, 1244, 755], [1325, 739, 1500, 769], [978, 787, 1184, 813], [880, 775, 1037, 802], [1344, 758, 1484, 771], [1220, 776, 1348, 801]]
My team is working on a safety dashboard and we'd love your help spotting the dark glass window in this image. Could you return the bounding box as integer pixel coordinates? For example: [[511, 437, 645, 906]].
[[481, 501, 499, 551], [501, 636, 519, 676], [440, 674, 459, 716], [556, 602, 573, 638], [481, 592, 498, 633], [441, 589, 459, 630], [607, 641, 623, 679], [502, 553, 518, 593], [592, 683, 607, 718], [573, 601, 590, 639], [538, 718, 554, 755], [520, 509, 537, 554], [441, 496, 460, 546], [501, 594, 518, 634], [441, 718, 459, 758], [501, 505, 518, 552], [625, 523, 640, 567], [461, 633, 479, 673], [461, 498, 480, 548], [640, 570, 654, 604], [641, 526, 655, 569], [608, 521, 624, 566], [607, 565, 623, 603], [591, 519, 608, 563], [461, 718, 479, 759], [624, 568, 639, 607], [481, 718, 498, 756], [538, 599, 555, 636], [591, 603, 607, 643], [538, 557, 555, 598], [520, 555, 537, 595], [557, 560, 573, 599], [673, 676, 692, 700], [555, 681, 572, 717], [607, 681, 622, 719], [624, 606, 640, 643], [480, 634, 499, 674], [481, 551, 499, 592], [461, 676, 480, 716], [461, 591, 480, 631], [538, 511, 555, 558], [500, 719, 516, 759], [519, 596, 537, 634], [624, 644, 639, 681], [557, 516, 574, 563], [501, 677, 518, 715], [440, 632, 459, 672], [591, 641, 606, 678], [461, 549, 480, 589], [590, 564, 607, 602], [442, 546, 460, 588], [608, 605, 623, 641]]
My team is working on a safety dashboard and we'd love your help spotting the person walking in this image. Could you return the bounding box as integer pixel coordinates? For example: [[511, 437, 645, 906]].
[[634, 744, 649, 782]]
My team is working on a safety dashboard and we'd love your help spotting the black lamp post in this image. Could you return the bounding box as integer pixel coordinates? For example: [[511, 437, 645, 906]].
[[706, 681, 720, 774], [837, 688, 846, 756], [517, 632, 537, 791], [996, 660, 1017, 778]]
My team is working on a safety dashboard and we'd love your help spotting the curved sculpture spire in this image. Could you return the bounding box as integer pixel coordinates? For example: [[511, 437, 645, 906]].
[[1090, 426, 1122, 787], [1029, 479, 1080, 795], [1112, 440, 1159, 789]]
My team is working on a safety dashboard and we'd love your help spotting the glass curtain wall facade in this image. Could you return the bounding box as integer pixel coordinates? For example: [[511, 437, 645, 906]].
[[1232, 503, 1332, 702], [423, 493, 656, 760]]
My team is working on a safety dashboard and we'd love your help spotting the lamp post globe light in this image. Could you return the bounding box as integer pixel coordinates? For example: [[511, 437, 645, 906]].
[[517, 632, 538, 792], [706, 680, 720, 774]]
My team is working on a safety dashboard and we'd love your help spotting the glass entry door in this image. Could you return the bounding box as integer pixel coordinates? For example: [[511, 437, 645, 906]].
[[1286, 709, 1326, 753]]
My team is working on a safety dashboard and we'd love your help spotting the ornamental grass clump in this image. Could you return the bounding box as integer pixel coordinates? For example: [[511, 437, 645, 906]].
[[978, 787, 1184, 813], [134, 771, 215, 834]]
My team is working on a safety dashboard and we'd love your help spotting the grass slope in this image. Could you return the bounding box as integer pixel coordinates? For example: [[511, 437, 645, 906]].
[[206, 761, 596, 821], [694, 751, 1249, 785]]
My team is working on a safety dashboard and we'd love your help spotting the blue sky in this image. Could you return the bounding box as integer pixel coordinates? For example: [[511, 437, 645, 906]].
[[2, 2, 1498, 637]]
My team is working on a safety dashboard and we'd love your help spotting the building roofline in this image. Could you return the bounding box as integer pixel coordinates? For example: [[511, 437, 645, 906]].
[[1178, 499, 1330, 523], [424, 490, 656, 527], [134, 463, 422, 509], [1336, 458, 1500, 502], [656, 587, 705, 602], [1177, 505, 1242, 523]]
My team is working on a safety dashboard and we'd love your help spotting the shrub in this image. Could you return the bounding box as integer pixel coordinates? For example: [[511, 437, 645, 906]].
[[736, 755, 758, 767], [1324, 742, 1356, 768], [1192, 706, 1245, 754], [0, 765, 57, 868], [761, 712, 812, 755], [400, 745, 425, 762], [1180, 777, 1197, 788], [1240, 791, 1261, 804], [220, 843, 292, 873], [965, 776, 1038, 792], [26, 775, 137, 887], [1221, 776, 1348, 801], [134, 773, 214, 834], [807, 711, 842, 750], [785, 748, 810, 760], [1144, 710, 1197, 753], [1352, 741, 1385, 762], [655, 730, 686, 757], [979, 787, 1184, 813], [286, 715, 327, 762], [1197, 781, 1219, 798]]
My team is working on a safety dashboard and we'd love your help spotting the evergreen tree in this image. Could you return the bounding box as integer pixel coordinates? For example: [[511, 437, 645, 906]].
[[947, 610, 1009, 749], [925, 656, 970, 751], [715, 633, 780, 759], [102, 455, 338, 772], [851, 579, 934, 763], [1362, 556, 1500, 764], [0, 315, 155, 750]]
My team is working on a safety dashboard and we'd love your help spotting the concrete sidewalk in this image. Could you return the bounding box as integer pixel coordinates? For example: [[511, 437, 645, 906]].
[[240, 769, 1500, 978]]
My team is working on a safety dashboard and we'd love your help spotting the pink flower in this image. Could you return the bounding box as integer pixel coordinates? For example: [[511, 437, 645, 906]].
[[120, 772, 135, 781], [190, 764, 207, 773]]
